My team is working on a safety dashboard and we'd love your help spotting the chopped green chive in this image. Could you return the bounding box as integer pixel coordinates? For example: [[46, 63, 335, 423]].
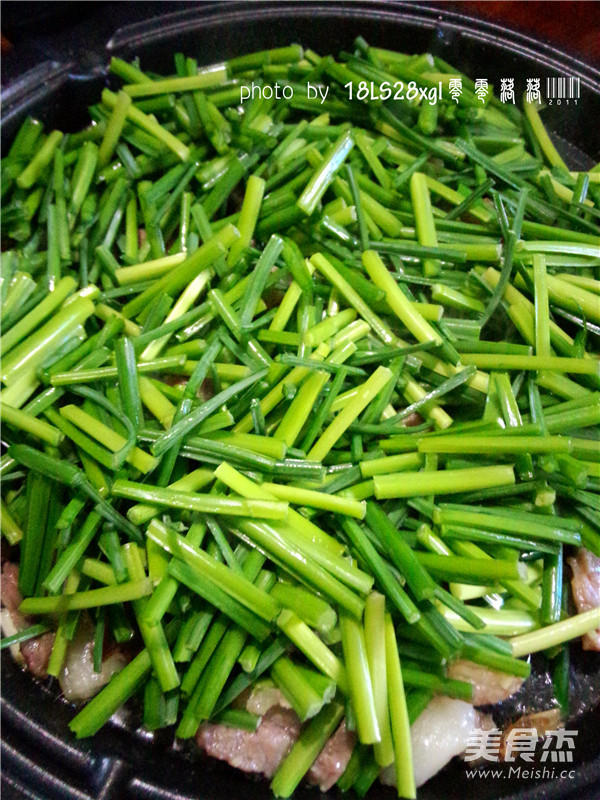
[[3, 42, 598, 791]]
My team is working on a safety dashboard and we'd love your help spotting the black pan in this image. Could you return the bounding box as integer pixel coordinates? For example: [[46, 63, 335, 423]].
[[1, 4, 599, 799]]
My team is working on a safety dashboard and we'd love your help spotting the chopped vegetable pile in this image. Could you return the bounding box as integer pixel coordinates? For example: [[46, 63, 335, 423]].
[[1, 38, 600, 799]]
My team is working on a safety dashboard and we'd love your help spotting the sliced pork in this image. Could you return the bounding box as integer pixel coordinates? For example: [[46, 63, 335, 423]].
[[1, 561, 55, 678], [1, 561, 126, 692], [197, 706, 301, 778], [380, 696, 486, 789], [307, 720, 355, 791], [21, 629, 56, 679], [244, 684, 290, 715], [447, 660, 525, 706], [59, 616, 127, 702], [197, 698, 354, 791], [499, 708, 563, 761], [1, 561, 23, 614], [568, 548, 600, 651]]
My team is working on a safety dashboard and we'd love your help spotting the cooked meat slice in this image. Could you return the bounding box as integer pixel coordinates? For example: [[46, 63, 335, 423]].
[[198, 704, 354, 789], [1, 561, 55, 678], [2, 562, 125, 689], [569, 549, 600, 610], [0, 607, 25, 665], [499, 708, 563, 761], [447, 660, 525, 705], [381, 696, 481, 788], [245, 684, 291, 715], [59, 616, 127, 701], [1, 561, 26, 616], [197, 706, 301, 778], [21, 631, 56, 679], [462, 708, 497, 747], [307, 720, 355, 791], [568, 548, 600, 651], [457, 711, 497, 765]]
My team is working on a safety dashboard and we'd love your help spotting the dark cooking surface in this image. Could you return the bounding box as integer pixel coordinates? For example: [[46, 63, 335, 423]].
[[0, 2, 189, 85], [1, 3, 599, 800]]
